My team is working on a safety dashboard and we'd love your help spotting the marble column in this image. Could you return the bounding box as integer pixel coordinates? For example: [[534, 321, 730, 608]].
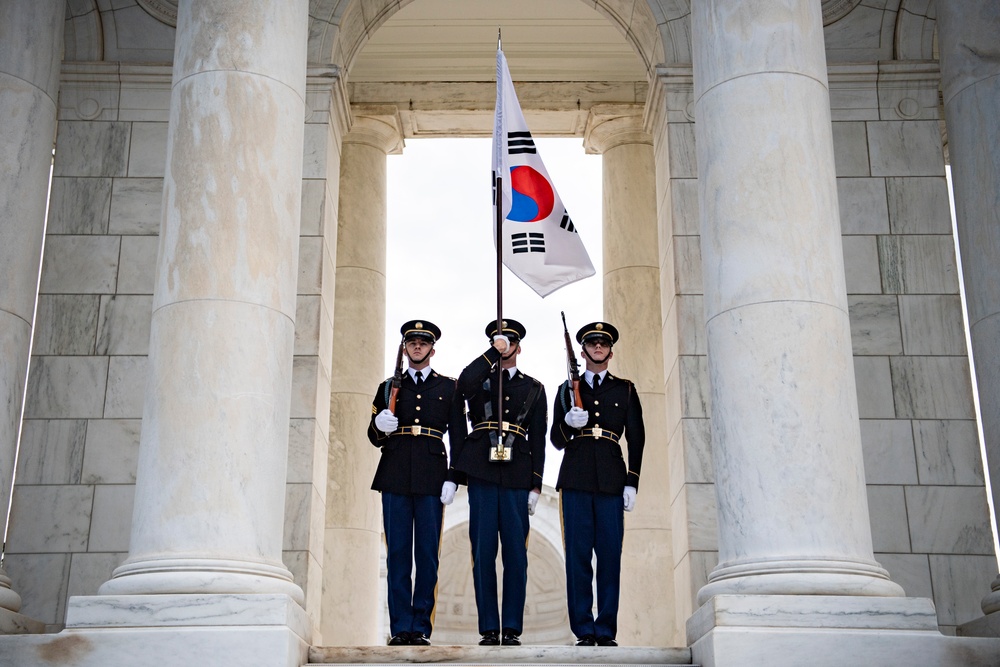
[[937, 2, 1000, 624], [691, 0, 902, 602], [585, 105, 675, 645], [322, 106, 403, 645], [0, 0, 64, 620], [98, 0, 308, 602]]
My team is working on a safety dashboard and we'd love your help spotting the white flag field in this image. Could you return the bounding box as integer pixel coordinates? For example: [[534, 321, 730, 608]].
[[492, 48, 596, 298]]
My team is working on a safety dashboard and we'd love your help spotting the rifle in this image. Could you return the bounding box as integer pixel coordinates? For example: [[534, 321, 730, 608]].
[[388, 340, 405, 413], [561, 311, 583, 409]]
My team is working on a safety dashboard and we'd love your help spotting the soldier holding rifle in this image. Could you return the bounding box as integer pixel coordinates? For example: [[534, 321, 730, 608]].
[[450, 319, 547, 647], [551, 319, 645, 647], [368, 320, 466, 646]]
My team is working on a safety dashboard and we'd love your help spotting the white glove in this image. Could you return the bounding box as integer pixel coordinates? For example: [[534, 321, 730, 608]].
[[440, 481, 457, 506], [527, 490, 540, 516], [493, 334, 510, 353], [374, 409, 398, 434], [564, 406, 589, 429], [623, 486, 637, 512]]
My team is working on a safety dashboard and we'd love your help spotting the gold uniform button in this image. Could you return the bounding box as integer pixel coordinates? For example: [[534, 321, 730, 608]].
[[595, 412, 601, 417], [416, 394, 422, 399], [415, 406, 421, 411], [414, 418, 421, 423], [594, 400, 600, 405]]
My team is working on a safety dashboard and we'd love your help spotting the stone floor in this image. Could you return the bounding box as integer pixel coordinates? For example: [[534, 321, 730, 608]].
[[308, 645, 694, 665]]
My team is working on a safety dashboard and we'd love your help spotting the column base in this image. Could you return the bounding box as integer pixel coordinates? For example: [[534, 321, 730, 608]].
[[0, 594, 309, 667], [0, 608, 45, 635], [958, 611, 1000, 638], [689, 594, 1000, 667], [98, 558, 304, 605], [697, 559, 905, 604]]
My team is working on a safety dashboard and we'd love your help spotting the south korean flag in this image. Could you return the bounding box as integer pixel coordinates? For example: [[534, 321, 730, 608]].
[[492, 48, 595, 298]]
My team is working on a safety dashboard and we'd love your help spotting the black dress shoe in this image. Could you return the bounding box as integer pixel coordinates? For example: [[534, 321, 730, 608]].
[[388, 632, 409, 645], [575, 635, 597, 646], [410, 633, 431, 646], [501, 630, 521, 646], [479, 630, 501, 646], [596, 636, 618, 646]]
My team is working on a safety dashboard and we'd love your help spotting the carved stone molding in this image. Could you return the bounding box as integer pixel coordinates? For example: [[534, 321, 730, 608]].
[[138, 0, 178, 27], [822, 0, 863, 26], [583, 104, 649, 155], [345, 105, 405, 155]]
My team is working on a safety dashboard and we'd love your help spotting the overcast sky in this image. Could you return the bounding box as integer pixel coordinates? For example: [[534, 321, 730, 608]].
[[384, 137, 603, 486]]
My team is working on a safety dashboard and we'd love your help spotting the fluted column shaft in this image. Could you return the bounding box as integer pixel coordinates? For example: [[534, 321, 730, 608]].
[[937, 2, 1000, 616], [0, 0, 65, 615], [585, 105, 675, 645], [100, 0, 308, 602], [691, 0, 901, 603], [322, 107, 403, 644]]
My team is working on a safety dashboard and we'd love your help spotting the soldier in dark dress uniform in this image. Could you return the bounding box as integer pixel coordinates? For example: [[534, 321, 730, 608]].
[[550, 321, 644, 647], [451, 319, 547, 646], [368, 320, 466, 646]]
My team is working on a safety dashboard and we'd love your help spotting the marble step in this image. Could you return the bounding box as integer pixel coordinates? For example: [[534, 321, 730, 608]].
[[308, 645, 695, 666]]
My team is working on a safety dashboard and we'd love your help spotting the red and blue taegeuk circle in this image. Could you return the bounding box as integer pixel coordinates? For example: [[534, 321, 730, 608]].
[[508, 165, 554, 222]]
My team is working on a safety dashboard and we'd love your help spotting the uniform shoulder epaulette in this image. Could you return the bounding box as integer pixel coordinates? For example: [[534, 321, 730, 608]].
[[432, 371, 457, 382]]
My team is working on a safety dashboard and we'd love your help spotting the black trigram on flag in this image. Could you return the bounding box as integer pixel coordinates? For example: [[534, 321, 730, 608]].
[[512, 232, 545, 254], [559, 210, 577, 233], [507, 131, 537, 155]]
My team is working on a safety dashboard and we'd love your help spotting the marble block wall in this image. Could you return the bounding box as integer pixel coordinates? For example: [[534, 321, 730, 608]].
[[654, 62, 996, 634], [5, 63, 337, 637]]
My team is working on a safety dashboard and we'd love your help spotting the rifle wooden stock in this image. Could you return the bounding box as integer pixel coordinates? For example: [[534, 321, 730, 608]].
[[388, 341, 404, 413], [561, 312, 583, 409]]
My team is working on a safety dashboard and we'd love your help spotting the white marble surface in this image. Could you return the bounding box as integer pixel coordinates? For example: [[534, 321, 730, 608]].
[[40, 236, 121, 295], [689, 594, 938, 642], [98, 0, 309, 604], [837, 177, 889, 234], [95, 295, 153, 355], [938, 7, 1000, 620], [15, 419, 87, 485], [889, 356, 974, 419], [868, 120, 946, 177], [109, 178, 164, 234], [124, 122, 168, 177], [33, 295, 100, 355], [877, 235, 960, 295], [692, 625, 1000, 667], [115, 236, 158, 294], [840, 235, 882, 294], [913, 419, 984, 485], [886, 176, 953, 234], [24, 356, 108, 419], [52, 121, 130, 178], [905, 486, 994, 555], [47, 177, 113, 235], [858, 419, 918, 485], [832, 121, 872, 176], [898, 294, 966, 355], [848, 295, 903, 355]]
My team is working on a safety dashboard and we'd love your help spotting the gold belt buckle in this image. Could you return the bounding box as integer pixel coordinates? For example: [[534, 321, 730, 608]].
[[501, 420, 511, 433], [412, 426, 422, 436], [593, 427, 604, 438]]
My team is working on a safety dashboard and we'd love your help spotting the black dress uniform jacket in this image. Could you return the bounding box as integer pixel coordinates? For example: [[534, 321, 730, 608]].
[[550, 373, 645, 494], [452, 347, 546, 490], [368, 370, 466, 496]]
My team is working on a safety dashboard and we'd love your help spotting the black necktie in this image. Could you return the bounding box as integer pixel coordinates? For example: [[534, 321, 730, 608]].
[[415, 371, 423, 386], [593, 374, 601, 389]]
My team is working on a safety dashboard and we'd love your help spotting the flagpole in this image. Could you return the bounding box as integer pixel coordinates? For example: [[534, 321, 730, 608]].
[[495, 173, 505, 454], [495, 26, 505, 458]]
